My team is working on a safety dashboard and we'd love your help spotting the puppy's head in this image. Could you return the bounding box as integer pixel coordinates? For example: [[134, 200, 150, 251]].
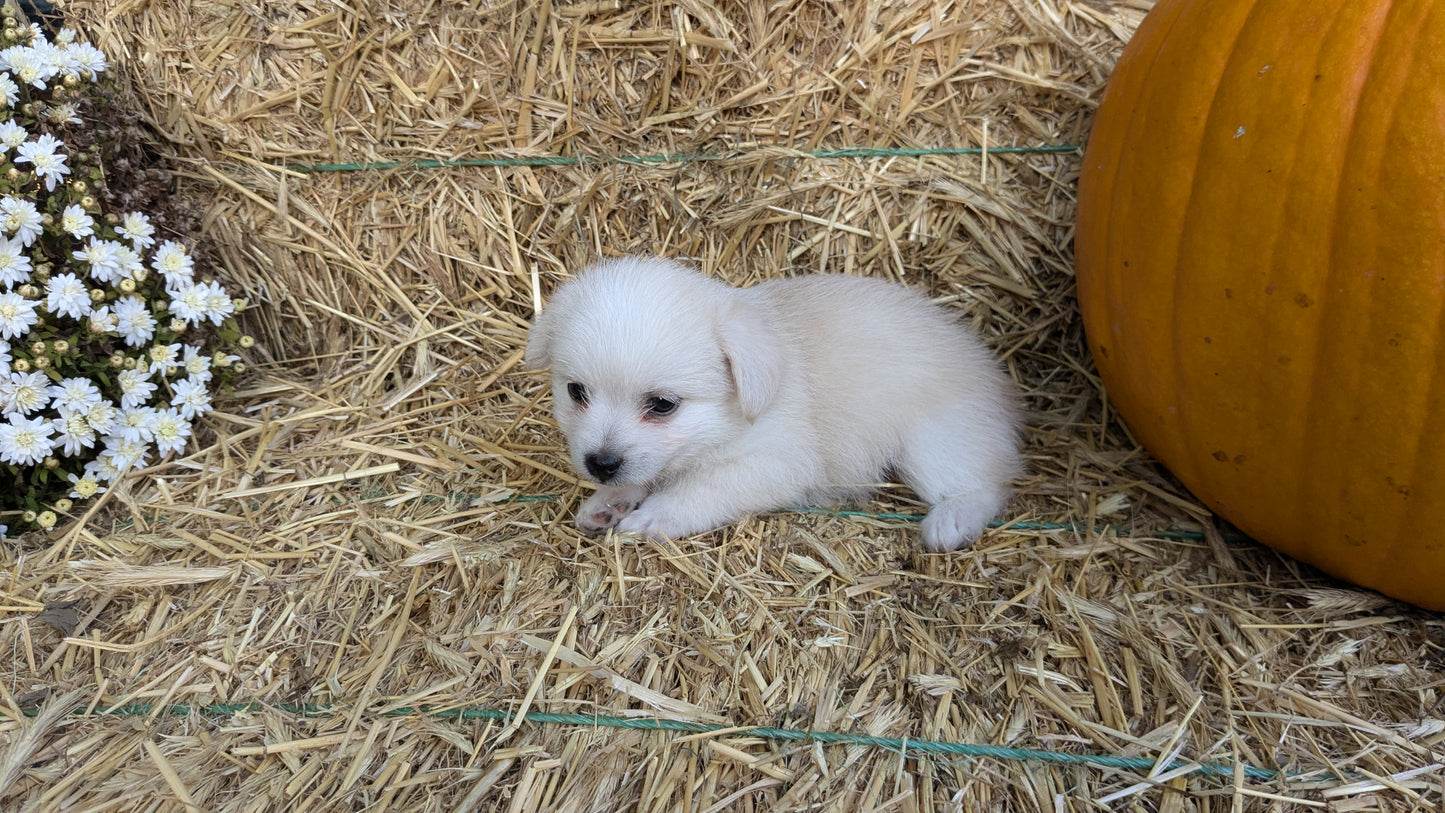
[[525, 257, 780, 488]]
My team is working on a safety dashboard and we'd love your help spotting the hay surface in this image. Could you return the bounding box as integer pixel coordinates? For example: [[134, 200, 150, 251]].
[[1, 0, 1441, 809]]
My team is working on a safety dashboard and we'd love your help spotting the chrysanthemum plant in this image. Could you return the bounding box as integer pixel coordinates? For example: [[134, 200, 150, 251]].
[[0, 12, 250, 535]]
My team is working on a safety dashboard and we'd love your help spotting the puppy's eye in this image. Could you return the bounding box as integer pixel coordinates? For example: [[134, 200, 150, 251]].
[[646, 396, 678, 416], [566, 382, 589, 406]]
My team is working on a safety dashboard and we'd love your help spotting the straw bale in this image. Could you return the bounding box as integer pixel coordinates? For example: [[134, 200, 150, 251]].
[[0, 0, 1440, 809]]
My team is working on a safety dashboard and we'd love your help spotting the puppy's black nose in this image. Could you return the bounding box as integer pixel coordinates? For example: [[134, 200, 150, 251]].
[[585, 451, 624, 482]]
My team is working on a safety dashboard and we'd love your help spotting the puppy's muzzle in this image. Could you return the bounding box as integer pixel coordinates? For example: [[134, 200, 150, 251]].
[[584, 451, 624, 483]]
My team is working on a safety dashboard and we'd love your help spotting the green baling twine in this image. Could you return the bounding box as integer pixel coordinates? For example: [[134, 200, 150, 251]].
[[283, 144, 1080, 174], [19, 701, 1284, 782]]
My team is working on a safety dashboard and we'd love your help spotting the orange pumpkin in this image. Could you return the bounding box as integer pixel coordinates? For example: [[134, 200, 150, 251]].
[[1075, 0, 1445, 609]]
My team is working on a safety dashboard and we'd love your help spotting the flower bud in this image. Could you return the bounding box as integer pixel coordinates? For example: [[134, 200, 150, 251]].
[[12, 358, 27, 372], [63, 74, 79, 88], [109, 352, 125, 367], [119, 278, 136, 293], [123, 356, 137, 370], [232, 362, 246, 374], [239, 335, 255, 349], [71, 180, 87, 194], [32, 356, 49, 370], [53, 340, 68, 354], [39, 213, 53, 226], [36, 511, 56, 530], [81, 195, 96, 209], [17, 284, 36, 298], [89, 288, 105, 302], [22, 510, 36, 523], [105, 213, 119, 225], [54, 498, 73, 512], [29, 341, 44, 355], [169, 319, 186, 334]]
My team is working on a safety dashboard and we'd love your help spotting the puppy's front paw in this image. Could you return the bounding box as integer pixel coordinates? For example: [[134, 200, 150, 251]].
[[576, 484, 649, 535], [615, 497, 705, 541], [920, 494, 1004, 552]]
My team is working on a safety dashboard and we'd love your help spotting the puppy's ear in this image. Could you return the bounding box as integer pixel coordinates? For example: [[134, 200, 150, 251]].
[[716, 298, 781, 422], [524, 306, 554, 370]]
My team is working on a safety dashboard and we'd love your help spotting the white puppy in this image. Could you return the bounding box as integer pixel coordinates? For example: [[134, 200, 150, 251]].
[[525, 257, 1023, 551]]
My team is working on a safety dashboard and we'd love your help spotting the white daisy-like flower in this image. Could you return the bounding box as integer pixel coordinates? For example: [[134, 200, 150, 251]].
[[65, 42, 107, 77], [79, 232, 128, 282], [48, 377, 103, 414], [100, 434, 149, 473], [44, 102, 81, 126], [0, 370, 45, 416], [0, 46, 53, 89], [151, 408, 191, 455], [167, 281, 208, 326], [0, 120, 24, 151], [84, 400, 117, 435], [67, 471, 106, 499], [0, 339, 11, 373], [0, 236, 32, 288], [116, 367, 157, 410], [87, 304, 118, 335], [181, 345, 212, 381], [84, 455, 122, 484], [147, 342, 182, 377], [32, 41, 69, 75], [115, 405, 157, 443], [59, 204, 93, 239], [112, 296, 156, 347], [55, 29, 77, 46], [0, 413, 55, 466], [203, 281, 236, 325], [114, 243, 143, 280], [0, 74, 17, 108], [150, 241, 194, 286], [0, 291, 38, 340], [171, 376, 213, 420], [53, 410, 97, 456], [0, 196, 43, 246], [14, 133, 70, 191], [118, 212, 155, 248], [44, 272, 89, 320]]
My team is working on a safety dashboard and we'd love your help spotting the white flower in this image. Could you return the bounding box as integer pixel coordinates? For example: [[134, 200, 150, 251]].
[[44, 272, 88, 320], [67, 471, 105, 500], [44, 102, 81, 126], [0, 74, 16, 108], [150, 241, 194, 286], [112, 296, 156, 347], [203, 281, 236, 325], [0, 236, 32, 287], [87, 305, 117, 335], [151, 408, 191, 455], [84, 401, 117, 435], [181, 345, 212, 381], [84, 455, 121, 484], [0, 196, 42, 246], [116, 406, 157, 443], [55, 29, 77, 46], [147, 342, 181, 376], [0, 120, 24, 151], [53, 410, 96, 456], [0, 413, 54, 466], [0, 46, 55, 89], [100, 434, 149, 473], [14, 133, 70, 191], [48, 378, 102, 413], [74, 237, 121, 284], [0, 340, 11, 373], [65, 42, 107, 78], [171, 376, 213, 420], [0, 370, 47, 415], [167, 281, 208, 326], [0, 291, 38, 339], [59, 204, 93, 239], [118, 212, 155, 248], [114, 244, 143, 280], [116, 367, 156, 410]]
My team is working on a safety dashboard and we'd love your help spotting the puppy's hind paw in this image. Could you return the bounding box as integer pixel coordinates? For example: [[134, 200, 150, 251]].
[[920, 494, 1005, 552], [576, 484, 648, 535]]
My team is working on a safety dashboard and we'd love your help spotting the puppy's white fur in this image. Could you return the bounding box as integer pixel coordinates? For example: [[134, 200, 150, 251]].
[[525, 257, 1023, 550]]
